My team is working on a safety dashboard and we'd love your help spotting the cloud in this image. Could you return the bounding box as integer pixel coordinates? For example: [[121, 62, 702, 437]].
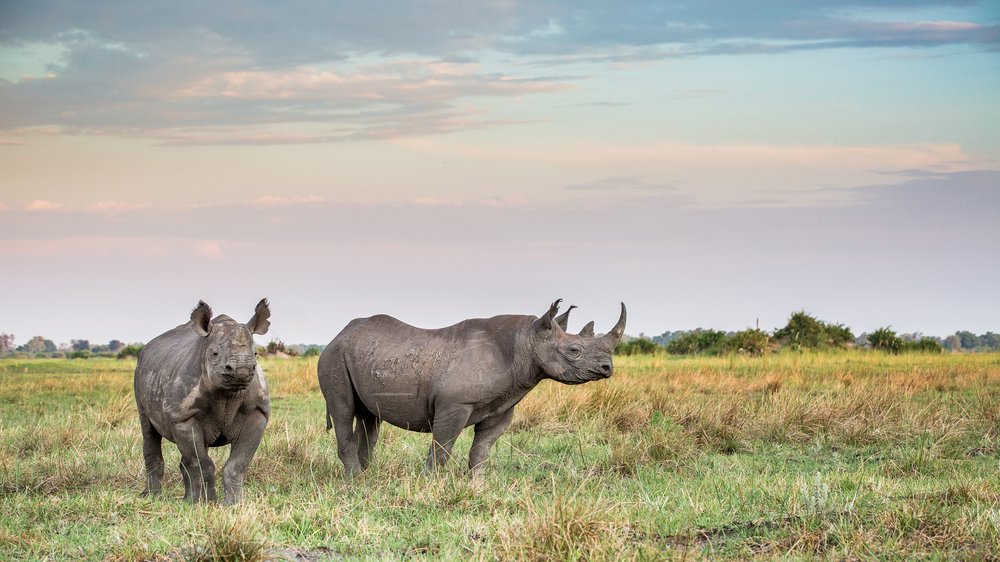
[[566, 176, 676, 192], [1, 1, 995, 141], [0, 236, 217, 259], [83, 201, 153, 212], [23, 199, 60, 211], [249, 196, 325, 207], [0, 49, 572, 142], [172, 60, 566, 102], [194, 240, 225, 260]]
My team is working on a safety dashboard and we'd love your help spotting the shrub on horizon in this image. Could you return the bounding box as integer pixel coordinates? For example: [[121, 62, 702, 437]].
[[615, 338, 661, 356], [868, 327, 903, 354]]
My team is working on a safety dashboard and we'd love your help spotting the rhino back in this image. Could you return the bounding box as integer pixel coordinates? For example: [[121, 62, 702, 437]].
[[332, 314, 535, 429], [134, 321, 206, 439]]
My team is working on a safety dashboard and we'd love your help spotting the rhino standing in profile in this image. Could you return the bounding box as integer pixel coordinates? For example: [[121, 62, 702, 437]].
[[134, 299, 271, 504], [317, 299, 626, 476]]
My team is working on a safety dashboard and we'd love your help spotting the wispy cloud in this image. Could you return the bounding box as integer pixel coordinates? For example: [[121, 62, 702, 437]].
[[23, 200, 61, 211], [567, 176, 676, 192], [194, 240, 226, 260], [249, 196, 326, 207], [172, 61, 566, 102], [2, 1, 995, 143], [83, 201, 153, 212]]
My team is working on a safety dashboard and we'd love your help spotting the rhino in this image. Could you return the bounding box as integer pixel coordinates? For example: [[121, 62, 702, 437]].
[[317, 299, 625, 476], [133, 299, 271, 504]]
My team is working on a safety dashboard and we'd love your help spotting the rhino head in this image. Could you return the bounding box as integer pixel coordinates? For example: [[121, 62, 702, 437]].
[[531, 299, 626, 385], [190, 299, 271, 391]]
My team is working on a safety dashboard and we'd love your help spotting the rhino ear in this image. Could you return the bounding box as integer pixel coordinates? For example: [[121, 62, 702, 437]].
[[247, 298, 271, 335], [533, 298, 562, 333], [191, 301, 213, 337], [579, 321, 595, 337]]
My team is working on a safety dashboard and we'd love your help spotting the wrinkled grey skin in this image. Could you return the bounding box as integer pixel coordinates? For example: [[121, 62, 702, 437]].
[[134, 299, 271, 504], [317, 299, 626, 476]]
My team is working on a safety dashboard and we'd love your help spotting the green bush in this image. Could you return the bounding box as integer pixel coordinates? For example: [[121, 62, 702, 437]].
[[903, 337, 943, 354], [722, 329, 770, 356], [868, 327, 902, 354], [116, 343, 144, 359], [665, 329, 727, 355], [615, 338, 661, 356], [774, 311, 854, 350]]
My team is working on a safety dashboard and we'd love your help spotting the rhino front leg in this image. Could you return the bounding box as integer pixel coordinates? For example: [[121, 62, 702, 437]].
[[222, 410, 267, 505], [139, 412, 164, 496], [469, 407, 514, 476], [426, 405, 473, 471], [174, 421, 217, 503]]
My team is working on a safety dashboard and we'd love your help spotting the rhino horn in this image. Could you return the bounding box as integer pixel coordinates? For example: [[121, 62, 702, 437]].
[[191, 301, 213, 337], [579, 321, 595, 337], [602, 302, 627, 344], [553, 305, 577, 331], [247, 298, 271, 335]]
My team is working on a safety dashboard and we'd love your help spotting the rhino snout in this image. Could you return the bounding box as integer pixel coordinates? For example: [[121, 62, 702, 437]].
[[223, 358, 257, 382], [587, 361, 613, 379]]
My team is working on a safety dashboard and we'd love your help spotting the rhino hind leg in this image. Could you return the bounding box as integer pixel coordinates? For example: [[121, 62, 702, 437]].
[[320, 353, 366, 477], [139, 412, 164, 496], [327, 387, 364, 477], [469, 408, 515, 475], [354, 405, 381, 471]]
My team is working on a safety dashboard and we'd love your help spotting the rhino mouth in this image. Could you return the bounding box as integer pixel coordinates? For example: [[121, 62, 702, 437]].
[[586, 368, 612, 380], [221, 367, 256, 389]]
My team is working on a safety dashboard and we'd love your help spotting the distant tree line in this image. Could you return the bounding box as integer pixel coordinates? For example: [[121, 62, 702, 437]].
[[615, 311, 1000, 356], [0, 334, 144, 359], [256, 340, 323, 358], [0, 333, 328, 360], [2, 317, 996, 360]]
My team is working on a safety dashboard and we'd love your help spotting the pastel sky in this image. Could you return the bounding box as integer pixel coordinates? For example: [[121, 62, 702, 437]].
[[1, 1, 998, 346]]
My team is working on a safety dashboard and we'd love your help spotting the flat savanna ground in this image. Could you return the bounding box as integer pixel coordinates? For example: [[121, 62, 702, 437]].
[[1, 353, 999, 560]]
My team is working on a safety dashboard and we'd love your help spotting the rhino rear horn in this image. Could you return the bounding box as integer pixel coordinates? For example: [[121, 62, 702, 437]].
[[602, 302, 627, 344], [247, 298, 271, 335], [579, 321, 595, 337], [191, 301, 213, 337], [553, 304, 577, 331]]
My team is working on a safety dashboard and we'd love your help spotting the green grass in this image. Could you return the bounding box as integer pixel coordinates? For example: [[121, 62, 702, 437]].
[[1, 353, 999, 560]]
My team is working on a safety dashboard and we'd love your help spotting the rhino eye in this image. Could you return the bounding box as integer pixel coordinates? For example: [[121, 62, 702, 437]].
[[567, 345, 582, 357]]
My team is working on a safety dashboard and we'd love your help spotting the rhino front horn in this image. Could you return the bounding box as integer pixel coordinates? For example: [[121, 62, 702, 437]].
[[604, 302, 627, 343]]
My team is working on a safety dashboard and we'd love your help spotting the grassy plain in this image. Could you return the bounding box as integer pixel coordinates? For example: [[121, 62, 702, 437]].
[[1, 352, 998, 560]]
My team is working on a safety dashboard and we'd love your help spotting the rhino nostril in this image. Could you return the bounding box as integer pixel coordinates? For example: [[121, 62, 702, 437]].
[[600, 363, 612, 374], [225, 364, 234, 373]]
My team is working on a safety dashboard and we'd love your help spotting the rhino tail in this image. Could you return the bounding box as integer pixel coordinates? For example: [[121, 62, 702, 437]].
[[326, 402, 333, 431]]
